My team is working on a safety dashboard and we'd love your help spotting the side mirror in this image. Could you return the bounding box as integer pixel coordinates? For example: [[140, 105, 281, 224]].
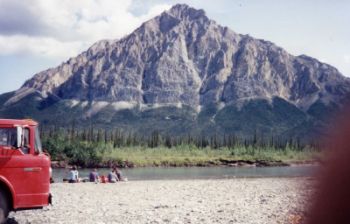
[[16, 126, 23, 148]]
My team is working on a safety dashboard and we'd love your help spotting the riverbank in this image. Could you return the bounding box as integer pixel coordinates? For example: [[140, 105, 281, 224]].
[[51, 146, 321, 168], [9, 178, 314, 224]]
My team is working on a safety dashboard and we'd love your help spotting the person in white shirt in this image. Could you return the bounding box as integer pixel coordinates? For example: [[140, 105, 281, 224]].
[[68, 166, 79, 183]]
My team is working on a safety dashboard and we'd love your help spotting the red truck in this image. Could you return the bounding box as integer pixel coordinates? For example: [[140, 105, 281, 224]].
[[0, 119, 51, 223]]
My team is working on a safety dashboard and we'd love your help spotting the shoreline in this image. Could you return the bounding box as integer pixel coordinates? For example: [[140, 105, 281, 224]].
[[51, 161, 318, 183], [53, 176, 316, 184], [51, 159, 319, 169]]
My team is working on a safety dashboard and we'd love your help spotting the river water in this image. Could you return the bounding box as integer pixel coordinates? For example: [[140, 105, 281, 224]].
[[53, 165, 317, 182]]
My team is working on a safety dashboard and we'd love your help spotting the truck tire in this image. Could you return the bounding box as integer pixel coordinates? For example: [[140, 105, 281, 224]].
[[0, 190, 9, 224]]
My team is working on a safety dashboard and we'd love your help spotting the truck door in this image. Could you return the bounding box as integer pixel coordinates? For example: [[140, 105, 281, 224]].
[[0, 126, 47, 208]]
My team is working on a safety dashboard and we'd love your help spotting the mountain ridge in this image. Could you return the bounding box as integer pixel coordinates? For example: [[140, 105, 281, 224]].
[[1, 4, 349, 139]]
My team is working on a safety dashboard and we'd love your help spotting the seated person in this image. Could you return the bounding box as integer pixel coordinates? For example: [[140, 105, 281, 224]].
[[89, 168, 100, 182], [115, 168, 123, 181], [68, 166, 79, 183], [107, 169, 119, 183]]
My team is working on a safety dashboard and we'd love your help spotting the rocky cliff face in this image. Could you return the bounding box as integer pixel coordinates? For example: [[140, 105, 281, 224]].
[[1, 4, 349, 138], [6, 4, 350, 110]]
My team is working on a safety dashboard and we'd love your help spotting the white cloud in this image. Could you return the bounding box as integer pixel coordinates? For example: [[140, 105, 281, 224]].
[[344, 55, 350, 64], [0, 0, 171, 59], [0, 35, 83, 58]]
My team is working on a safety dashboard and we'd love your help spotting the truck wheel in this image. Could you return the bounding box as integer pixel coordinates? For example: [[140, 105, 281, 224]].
[[0, 190, 9, 224]]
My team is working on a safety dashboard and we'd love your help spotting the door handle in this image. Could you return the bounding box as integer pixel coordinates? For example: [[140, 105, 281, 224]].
[[24, 167, 42, 172]]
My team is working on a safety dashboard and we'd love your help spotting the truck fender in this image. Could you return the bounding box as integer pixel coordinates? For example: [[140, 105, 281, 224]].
[[0, 176, 15, 210]]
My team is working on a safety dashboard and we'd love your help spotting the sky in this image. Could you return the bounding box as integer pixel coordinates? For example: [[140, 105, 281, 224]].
[[0, 0, 349, 94]]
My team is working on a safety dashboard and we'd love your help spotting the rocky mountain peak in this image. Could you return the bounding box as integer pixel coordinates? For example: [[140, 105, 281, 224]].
[[166, 4, 206, 21], [4, 4, 350, 115], [1, 4, 350, 139]]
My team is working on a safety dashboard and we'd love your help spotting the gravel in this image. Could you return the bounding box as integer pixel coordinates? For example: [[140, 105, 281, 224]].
[[8, 178, 314, 224]]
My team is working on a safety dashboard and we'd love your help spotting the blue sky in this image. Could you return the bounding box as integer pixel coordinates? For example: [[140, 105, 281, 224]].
[[0, 0, 349, 94]]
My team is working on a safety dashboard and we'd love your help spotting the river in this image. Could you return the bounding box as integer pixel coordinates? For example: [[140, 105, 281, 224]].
[[52, 165, 317, 182]]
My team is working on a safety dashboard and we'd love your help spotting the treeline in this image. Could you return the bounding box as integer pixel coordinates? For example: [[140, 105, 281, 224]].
[[41, 125, 315, 150], [40, 125, 320, 167]]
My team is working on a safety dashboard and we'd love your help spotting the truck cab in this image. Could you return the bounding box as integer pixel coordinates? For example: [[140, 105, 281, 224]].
[[0, 119, 51, 223]]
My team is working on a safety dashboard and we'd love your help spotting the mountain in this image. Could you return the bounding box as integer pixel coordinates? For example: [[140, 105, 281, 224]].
[[1, 4, 349, 139]]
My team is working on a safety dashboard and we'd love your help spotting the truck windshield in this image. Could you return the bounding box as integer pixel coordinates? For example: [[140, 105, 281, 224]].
[[0, 127, 17, 147], [35, 127, 42, 153]]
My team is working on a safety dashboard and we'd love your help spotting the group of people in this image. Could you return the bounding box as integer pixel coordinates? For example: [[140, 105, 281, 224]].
[[67, 166, 126, 183]]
